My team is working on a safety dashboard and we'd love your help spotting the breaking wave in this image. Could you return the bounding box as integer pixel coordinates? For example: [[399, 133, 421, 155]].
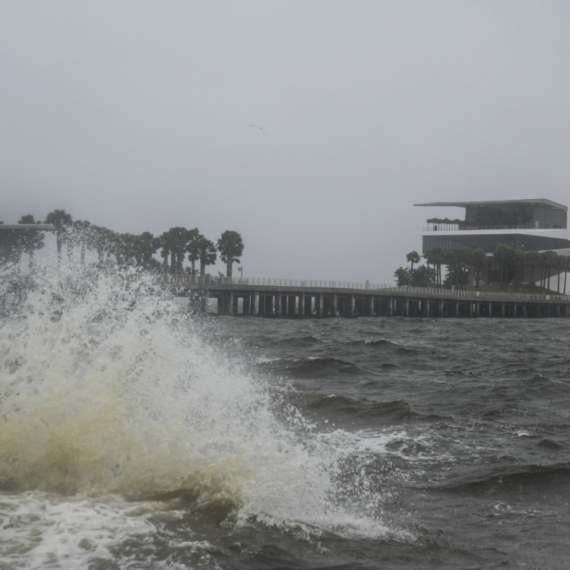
[[0, 265, 391, 537]]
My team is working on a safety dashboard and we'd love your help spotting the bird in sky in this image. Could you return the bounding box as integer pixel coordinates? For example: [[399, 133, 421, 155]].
[[248, 124, 268, 137]]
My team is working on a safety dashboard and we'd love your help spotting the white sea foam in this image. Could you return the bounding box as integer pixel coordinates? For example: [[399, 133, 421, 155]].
[[254, 355, 282, 364], [0, 264, 396, 554], [0, 491, 221, 569], [0, 492, 154, 569]]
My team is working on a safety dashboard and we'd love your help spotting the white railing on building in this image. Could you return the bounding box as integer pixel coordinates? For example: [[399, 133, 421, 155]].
[[423, 224, 540, 232]]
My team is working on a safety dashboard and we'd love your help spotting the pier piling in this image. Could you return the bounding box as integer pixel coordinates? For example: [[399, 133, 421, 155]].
[[170, 277, 570, 319]]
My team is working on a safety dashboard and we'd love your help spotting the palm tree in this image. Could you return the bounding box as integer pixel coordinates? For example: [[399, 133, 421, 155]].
[[186, 230, 202, 277], [442, 250, 460, 288], [539, 251, 557, 291], [196, 236, 217, 276], [89, 225, 110, 264], [72, 220, 91, 265], [0, 227, 22, 265], [469, 248, 486, 289], [18, 214, 45, 268], [163, 227, 190, 274], [441, 249, 469, 289], [217, 230, 244, 278], [425, 248, 445, 286], [493, 244, 516, 289], [119, 233, 139, 266], [187, 245, 199, 275], [45, 209, 73, 265], [157, 232, 171, 273], [134, 232, 159, 268], [105, 231, 123, 265], [513, 248, 525, 292], [456, 248, 473, 289], [563, 256, 570, 295], [411, 265, 435, 287], [525, 251, 541, 288], [555, 254, 567, 294], [394, 267, 411, 286], [423, 250, 436, 284], [406, 251, 420, 272]]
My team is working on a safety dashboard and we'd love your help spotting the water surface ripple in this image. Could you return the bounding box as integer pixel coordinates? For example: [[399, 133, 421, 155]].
[[2, 269, 570, 569]]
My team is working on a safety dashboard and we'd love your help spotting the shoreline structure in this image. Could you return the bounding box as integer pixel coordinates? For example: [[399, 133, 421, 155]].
[[171, 276, 570, 319], [4, 198, 570, 318]]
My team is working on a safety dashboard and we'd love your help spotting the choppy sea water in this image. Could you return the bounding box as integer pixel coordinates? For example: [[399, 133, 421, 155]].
[[1, 267, 570, 569]]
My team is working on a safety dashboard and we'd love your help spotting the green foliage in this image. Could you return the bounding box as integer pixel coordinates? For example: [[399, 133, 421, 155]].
[[412, 244, 569, 293], [158, 227, 202, 274], [45, 209, 73, 263], [18, 215, 45, 266], [394, 265, 436, 287], [394, 267, 410, 286], [217, 230, 244, 278], [0, 228, 22, 265], [5, 208, 242, 278], [469, 248, 486, 288], [539, 250, 558, 291], [411, 265, 436, 287], [406, 251, 420, 271], [442, 250, 471, 289], [423, 248, 446, 286], [196, 236, 217, 275], [186, 231, 202, 275], [45, 209, 73, 229]]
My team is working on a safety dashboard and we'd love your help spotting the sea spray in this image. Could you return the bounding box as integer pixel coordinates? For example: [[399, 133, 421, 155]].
[[0, 264, 388, 536]]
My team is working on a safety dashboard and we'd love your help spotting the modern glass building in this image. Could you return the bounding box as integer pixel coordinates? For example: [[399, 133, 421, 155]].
[[415, 199, 570, 255]]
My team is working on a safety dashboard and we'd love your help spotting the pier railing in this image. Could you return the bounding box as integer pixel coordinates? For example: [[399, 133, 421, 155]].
[[393, 286, 569, 301], [165, 275, 570, 302], [168, 276, 392, 290]]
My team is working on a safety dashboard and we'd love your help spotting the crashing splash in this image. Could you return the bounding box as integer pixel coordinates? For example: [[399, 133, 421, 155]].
[[0, 264, 388, 535]]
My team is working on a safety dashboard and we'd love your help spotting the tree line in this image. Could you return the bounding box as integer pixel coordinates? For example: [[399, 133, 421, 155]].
[[395, 245, 570, 294], [0, 209, 244, 278]]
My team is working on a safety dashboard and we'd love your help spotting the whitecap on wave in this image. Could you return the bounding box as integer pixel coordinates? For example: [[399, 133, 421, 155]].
[[0, 264, 401, 546]]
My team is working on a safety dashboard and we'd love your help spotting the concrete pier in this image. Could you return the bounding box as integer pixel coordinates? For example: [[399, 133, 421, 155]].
[[168, 277, 570, 319]]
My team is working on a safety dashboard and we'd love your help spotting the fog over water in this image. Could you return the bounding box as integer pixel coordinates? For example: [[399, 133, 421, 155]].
[[2, 2, 570, 282]]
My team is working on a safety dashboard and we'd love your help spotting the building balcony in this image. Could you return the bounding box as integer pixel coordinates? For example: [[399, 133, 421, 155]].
[[423, 223, 552, 232]]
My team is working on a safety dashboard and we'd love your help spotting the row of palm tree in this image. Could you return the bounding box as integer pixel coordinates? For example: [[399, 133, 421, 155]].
[[396, 246, 570, 293], [1, 209, 244, 278], [0, 214, 46, 266], [492, 245, 570, 293], [422, 248, 487, 288]]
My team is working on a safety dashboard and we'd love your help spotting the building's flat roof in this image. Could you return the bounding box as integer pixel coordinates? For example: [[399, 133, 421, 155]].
[[414, 199, 567, 211]]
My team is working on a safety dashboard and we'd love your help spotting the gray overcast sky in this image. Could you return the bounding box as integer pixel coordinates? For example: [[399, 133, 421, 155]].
[[2, 1, 570, 283]]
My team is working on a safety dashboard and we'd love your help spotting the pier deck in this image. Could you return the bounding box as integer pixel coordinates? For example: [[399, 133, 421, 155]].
[[167, 276, 570, 318]]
